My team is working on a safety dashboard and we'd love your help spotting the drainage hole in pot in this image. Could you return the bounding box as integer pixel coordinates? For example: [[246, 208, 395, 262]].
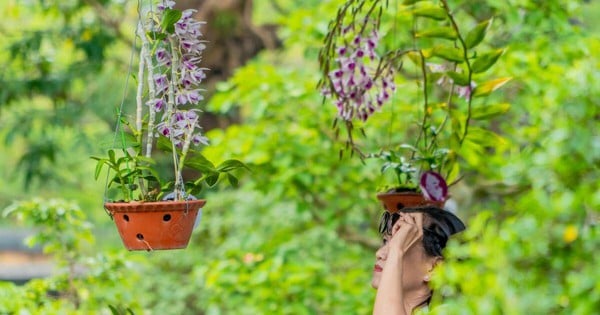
[[396, 203, 405, 211], [123, 214, 129, 222], [136, 233, 144, 240], [163, 214, 172, 222]]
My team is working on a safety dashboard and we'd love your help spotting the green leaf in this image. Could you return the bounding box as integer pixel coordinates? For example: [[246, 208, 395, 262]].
[[432, 45, 464, 63], [110, 175, 122, 185], [465, 127, 508, 149], [416, 27, 457, 40], [399, 144, 420, 153], [450, 110, 466, 141], [205, 173, 220, 187], [471, 103, 511, 120], [186, 181, 203, 196], [161, 9, 182, 34], [116, 156, 134, 167], [446, 71, 470, 86], [146, 31, 167, 41], [465, 18, 493, 49], [227, 173, 239, 187], [473, 77, 512, 97], [403, 0, 427, 4], [156, 136, 174, 152], [412, 5, 447, 21], [135, 155, 156, 165], [185, 153, 217, 173], [216, 159, 249, 172], [472, 49, 505, 73], [445, 158, 460, 184], [108, 149, 116, 163], [94, 159, 107, 180], [97, 135, 138, 150]]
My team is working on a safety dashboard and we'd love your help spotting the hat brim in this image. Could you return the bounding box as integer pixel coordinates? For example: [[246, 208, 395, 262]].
[[399, 206, 466, 237]]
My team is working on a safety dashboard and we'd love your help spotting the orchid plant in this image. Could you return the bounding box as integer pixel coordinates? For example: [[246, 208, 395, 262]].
[[319, 0, 511, 201], [93, 0, 246, 202]]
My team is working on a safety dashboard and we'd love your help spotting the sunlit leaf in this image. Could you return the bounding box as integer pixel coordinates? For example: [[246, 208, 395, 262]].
[[412, 4, 447, 21], [473, 77, 512, 97], [465, 127, 509, 150], [416, 27, 457, 40]]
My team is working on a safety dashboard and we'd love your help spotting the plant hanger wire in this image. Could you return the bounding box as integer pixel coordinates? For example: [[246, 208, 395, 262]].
[[102, 0, 144, 214]]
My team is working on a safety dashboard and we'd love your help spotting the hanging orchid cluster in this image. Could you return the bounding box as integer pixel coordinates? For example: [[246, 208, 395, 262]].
[[319, 0, 511, 197], [135, 0, 210, 198], [322, 18, 396, 122], [145, 2, 209, 151], [94, 0, 247, 202]]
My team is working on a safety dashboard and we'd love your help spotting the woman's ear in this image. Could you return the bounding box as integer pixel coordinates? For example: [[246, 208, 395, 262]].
[[427, 256, 443, 273], [424, 256, 443, 283]]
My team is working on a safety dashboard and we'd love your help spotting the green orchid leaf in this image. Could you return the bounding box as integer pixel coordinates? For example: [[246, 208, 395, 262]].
[[146, 31, 167, 41], [160, 9, 182, 34], [472, 103, 511, 120], [205, 173, 220, 187], [108, 149, 116, 164], [399, 144, 420, 153], [466, 127, 509, 149], [465, 18, 493, 49], [473, 77, 512, 97], [412, 4, 447, 21], [93, 159, 107, 180], [403, 0, 427, 4], [472, 49, 505, 73], [446, 71, 470, 86], [416, 27, 457, 40], [227, 173, 239, 187], [135, 156, 156, 165], [432, 45, 465, 63], [216, 159, 249, 172], [186, 181, 203, 196]]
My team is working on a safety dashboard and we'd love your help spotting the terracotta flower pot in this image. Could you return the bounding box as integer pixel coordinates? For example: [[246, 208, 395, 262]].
[[376, 191, 443, 213], [104, 199, 206, 251]]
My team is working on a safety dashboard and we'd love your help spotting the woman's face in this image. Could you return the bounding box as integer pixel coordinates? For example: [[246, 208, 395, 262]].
[[371, 221, 432, 291]]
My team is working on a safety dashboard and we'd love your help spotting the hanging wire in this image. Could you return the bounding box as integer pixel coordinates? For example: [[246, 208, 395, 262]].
[[378, 0, 400, 191], [386, 0, 399, 147], [103, 0, 143, 211]]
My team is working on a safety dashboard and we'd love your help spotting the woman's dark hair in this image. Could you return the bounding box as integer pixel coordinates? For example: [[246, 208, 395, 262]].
[[378, 206, 464, 257]]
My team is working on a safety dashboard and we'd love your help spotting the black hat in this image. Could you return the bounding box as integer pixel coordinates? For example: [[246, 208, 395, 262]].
[[379, 206, 466, 239]]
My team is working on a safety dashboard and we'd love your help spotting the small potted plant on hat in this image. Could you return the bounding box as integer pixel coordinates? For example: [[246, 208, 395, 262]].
[[92, 0, 247, 251], [319, 0, 511, 213]]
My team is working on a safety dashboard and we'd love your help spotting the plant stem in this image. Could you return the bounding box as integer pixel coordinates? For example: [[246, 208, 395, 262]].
[[418, 50, 429, 148], [440, 0, 473, 144], [135, 25, 145, 145], [167, 37, 183, 200], [135, 22, 149, 198], [178, 116, 198, 180], [427, 64, 457, 153], [141, 33, 157, 159]]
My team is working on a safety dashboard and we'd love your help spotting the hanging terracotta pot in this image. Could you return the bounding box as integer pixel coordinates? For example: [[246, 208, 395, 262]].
[[376, 191, 443, 213], [104, 199, 206, 251]]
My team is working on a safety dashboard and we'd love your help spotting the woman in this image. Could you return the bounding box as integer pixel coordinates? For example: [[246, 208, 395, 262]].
[[372, 206, 465, 315]]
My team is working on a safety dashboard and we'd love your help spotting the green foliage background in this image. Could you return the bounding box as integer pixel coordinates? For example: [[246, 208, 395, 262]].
[[0, 0, 598, 314]]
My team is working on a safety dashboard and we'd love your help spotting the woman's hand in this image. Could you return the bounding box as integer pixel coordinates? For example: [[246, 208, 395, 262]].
[[388, 212, 424, 258], [373, 212, 426, 315]]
